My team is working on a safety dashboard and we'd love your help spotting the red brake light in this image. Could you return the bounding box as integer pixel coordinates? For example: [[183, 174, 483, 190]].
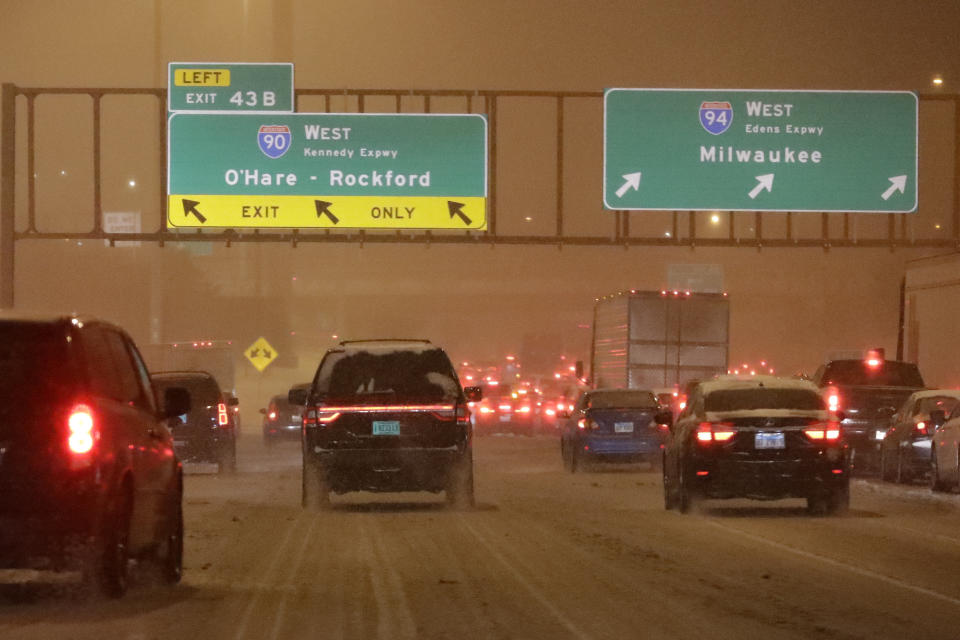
[[826, 388, 841, 412], [217, 402, 229, 426], [68, 404, 95, 454], [268, 410, 278, 421], [915, 421, 927, 434], [804, 422, 841, 441], [317, 410, 341, 424], [696, 422, 735, 443]]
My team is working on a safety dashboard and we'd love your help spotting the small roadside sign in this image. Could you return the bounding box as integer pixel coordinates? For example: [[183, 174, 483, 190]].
[[245, 337, 278, 372], [168, 62, 294, 114]]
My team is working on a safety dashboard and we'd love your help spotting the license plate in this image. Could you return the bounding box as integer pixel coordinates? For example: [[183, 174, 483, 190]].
[[614, 422, 634, 433], [372, 420, 401, 436], [755, 432, 785, 449], [499, 415, 511, 422]]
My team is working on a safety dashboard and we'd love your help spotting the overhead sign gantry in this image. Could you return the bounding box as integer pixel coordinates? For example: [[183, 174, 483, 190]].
[[604, 88, 918, 213]]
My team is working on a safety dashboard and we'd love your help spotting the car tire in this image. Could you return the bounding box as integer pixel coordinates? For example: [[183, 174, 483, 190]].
[[446, 449, 475, 509], [219, 442, 237, 474], [826, 483, 850, 515], [895, 448, 911, 484], [879, 448, 891, 482], [663, 453, 679, 510], [301, 457, 331, 510], [158, 485, 184, 585], [89, 491, 132, 598], [930, 446, 949, 492], [678, 462, 699, 514]]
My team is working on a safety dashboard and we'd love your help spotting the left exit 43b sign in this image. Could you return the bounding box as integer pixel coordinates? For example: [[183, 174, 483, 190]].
[[168, 62, 294, 114]]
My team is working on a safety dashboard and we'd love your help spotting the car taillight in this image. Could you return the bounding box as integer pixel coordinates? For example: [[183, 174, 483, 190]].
[[303, 408, 317, 426], [479, 405, 494, 415], [268, 410, 278, 421], [915, 421, 927, 434], [804, 422, 842, 441], [217, 402, 230, 426], [517, 405, 531, 414], [826, 387, 841, 412], [456, 406, 471, 424], [696, 422, 735, 443], [68, 404, 96, 454], [578, 418, 597, 430], [317, 409, 340, 424], [499, 404, 512, 413]]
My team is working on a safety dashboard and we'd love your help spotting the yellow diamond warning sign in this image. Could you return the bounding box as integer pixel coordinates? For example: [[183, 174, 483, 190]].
[[245, 337, 278, 372]]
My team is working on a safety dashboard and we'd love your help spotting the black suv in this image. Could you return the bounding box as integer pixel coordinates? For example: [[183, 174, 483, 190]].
[[153, 371, 238, 473], [0, 314, 190, 597], [290, 340, 482, 508], [812, 354, 925, 473]]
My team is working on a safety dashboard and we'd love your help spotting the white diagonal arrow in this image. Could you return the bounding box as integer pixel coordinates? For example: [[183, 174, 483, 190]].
[[748, 174, 774, 199], [881, 175, 907, 201], [615, 172, 643, 198]]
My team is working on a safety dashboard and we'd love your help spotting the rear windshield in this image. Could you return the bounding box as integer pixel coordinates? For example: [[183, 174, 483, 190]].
[[820, 361, 924, 387], [587, 390, 658, 409], [915, 396, 960, 417], [317, 348, 461, 403], [0, 323, 74, 422], [706, 388, 824, 412], [154, 375, 221, 406]]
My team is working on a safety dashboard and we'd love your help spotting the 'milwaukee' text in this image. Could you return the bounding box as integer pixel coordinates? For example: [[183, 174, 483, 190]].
[[700, 146, 822, 164]]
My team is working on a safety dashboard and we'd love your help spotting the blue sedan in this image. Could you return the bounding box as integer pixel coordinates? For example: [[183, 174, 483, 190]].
[[560, 389, 672, 472]]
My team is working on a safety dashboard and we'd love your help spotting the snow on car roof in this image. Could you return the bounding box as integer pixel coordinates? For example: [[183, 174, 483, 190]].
[[908, 389, 960, 401], [700, 374, 819, 395], [339, 339, 437, 354]]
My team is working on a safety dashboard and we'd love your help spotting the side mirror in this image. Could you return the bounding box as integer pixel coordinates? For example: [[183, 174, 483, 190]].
[[259, 408, 267, 415], [226, 394, 240, 407], [464, 386, 482, 402], [288, 386, 309, 406], [930, 409, 947, 428], [161, 386, 191, 419]]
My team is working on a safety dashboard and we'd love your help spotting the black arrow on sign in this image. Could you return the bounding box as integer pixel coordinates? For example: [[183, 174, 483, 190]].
[[263, 348, 273, 358], [315, 200, 339, 225], [249, 348, 261, 358], [182, 199, 207, 224], [447, 201, 472, 226]]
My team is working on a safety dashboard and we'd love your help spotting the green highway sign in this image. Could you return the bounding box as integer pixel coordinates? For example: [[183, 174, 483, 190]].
[[168, 62, 294, 113], [167, 113, 487, 229], [604, 89, 918, 213]]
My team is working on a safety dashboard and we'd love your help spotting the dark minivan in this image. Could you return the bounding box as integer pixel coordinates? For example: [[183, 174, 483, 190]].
[[0, 314, 189, 597], [291, 340, 481, 509]]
